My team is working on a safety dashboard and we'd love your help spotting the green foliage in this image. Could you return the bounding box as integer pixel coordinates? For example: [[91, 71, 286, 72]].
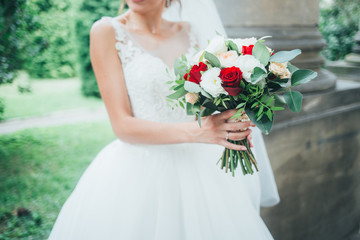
[[0, 0, 42, 84], [0, 122, 114, 239], [24, 0, 79, 79], [0, 98, 4, 120], [319, 0, 360, 60], [75, 0, 121, 98]]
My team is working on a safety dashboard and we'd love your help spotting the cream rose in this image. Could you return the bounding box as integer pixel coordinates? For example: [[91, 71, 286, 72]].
[[217, 50, 238, 68], [200, 68, 228, 98], [185, 92, 199, 105], [235, 55, 266, 82], [269, 62, 291, 79], [205, 36, 227, 55]]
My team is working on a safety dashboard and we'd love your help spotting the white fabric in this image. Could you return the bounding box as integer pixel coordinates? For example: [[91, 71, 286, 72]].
[[48, 3, 279, 238]]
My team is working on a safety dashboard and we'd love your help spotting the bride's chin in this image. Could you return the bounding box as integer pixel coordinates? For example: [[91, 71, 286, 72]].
[[127, 0, 163, 14]]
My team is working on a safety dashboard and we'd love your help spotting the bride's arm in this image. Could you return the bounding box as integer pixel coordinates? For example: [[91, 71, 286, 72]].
[[89, 19, 252, 151]]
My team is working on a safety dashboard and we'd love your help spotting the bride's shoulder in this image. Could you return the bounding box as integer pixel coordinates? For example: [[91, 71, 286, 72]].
[[90, 17, 116, 38]]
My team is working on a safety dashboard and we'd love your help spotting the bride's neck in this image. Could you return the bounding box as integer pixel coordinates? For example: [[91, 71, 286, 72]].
[[125, 9, 165, 34]]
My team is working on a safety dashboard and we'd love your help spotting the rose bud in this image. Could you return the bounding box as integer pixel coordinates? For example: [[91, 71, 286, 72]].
[[185, 92, 199, 105]]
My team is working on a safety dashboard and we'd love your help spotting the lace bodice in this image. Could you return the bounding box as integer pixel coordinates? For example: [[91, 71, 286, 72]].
[[102, 16, 198, 123]]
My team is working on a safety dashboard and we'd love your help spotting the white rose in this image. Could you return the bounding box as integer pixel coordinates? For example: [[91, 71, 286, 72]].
[[232, 37, 257, 51], [217, 50, 238, 68], [185, 92, 199, 105], [200, 68, 228, 98], [269, 61, 291, 79], [205, 36, 227, 55], [235, 55, 266, 82]]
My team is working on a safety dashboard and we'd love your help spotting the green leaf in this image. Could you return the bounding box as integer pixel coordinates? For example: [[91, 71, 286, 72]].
[[227, 40, 239, 52], [270, 49, 302, 63], [181, 54, 187, 62], [266, 109, 273, 121], [204, 51, 221, 68], [174, 58, 187, 77], [197, 112, 202, 127], [256, 112, 264, 121], [167, 86, 187, 99], [272, 106, 285, 111], [287, 63, 299, 74], [200, 107, 216, 117], [284, 91, 303, 112], [250, 67, 267, 84], [265, 96, 274, 105], [258, 105, 264, 115], [200, 88, 212, 99], [184, 81, 201, 93], [186, 102, 194, 115], [273, 94, 286, 107], [199, 51, 206, 62], [236, 102, 246, 109], [252, 41, 271, 66], [291, 69, 318, 86], [246, 108, 273, 134], [192, 102, 201, 115]]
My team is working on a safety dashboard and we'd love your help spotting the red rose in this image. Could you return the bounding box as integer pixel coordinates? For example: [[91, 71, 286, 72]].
[[242, 45, 254, 55], [219, 66, 243, 96], [183, 62, 208, 84]]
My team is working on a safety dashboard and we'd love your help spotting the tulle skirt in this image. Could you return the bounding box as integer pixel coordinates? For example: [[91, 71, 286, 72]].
[[48, 128, 279, 240]]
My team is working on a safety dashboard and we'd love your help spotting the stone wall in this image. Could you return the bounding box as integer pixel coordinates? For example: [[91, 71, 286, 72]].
[[261, 80, 360, 239]]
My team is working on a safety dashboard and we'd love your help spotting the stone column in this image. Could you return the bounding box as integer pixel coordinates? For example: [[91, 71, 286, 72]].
[[214, 0, 337, 92]]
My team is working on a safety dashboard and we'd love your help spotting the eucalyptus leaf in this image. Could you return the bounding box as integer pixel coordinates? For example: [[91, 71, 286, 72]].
[[200, 107, 216, 117], [273, 94, 286, 107], [167, 86, 187, 99], [291, 69, 318, 86], [174, 58, 188, 78], [184, 81, 201, 93], [227, 40, 239, 52], [200, 88, 212, 99], [251, 67, 267, 84], [246, 108, 273, 135], [270, 49, 301, 63], [284, 91, 303, 112], [252, 41, 271, 66], [186, 102, 194, 115], [287, 63, 299, 74], [204, 51, 221, 68]]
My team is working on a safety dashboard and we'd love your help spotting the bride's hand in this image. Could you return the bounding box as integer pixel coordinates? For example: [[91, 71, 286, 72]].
[[194, 109, 254, 151]]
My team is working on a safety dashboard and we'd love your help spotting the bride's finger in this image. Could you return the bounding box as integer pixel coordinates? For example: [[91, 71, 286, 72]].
[[221, 121, 251, 132], [227, 129, 252, 141], [247, 134, 254, 148], [219, 139, 247, 151]]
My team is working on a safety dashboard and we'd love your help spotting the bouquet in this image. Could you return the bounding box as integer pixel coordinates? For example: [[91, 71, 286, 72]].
[[166, 35, 317, 176]]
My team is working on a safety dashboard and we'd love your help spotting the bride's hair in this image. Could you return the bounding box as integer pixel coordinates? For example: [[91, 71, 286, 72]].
[[118, 0, 181, 14]]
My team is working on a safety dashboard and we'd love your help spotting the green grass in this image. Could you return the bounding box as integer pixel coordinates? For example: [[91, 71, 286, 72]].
[[0, 75, 103, 120], [0, 121, 115, 239]]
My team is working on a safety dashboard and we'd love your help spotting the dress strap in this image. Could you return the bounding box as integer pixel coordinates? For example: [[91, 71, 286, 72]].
[[101, 16, 143, 67]]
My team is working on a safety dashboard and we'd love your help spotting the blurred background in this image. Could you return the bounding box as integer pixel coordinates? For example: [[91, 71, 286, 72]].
[[0, 0, 359, 239]]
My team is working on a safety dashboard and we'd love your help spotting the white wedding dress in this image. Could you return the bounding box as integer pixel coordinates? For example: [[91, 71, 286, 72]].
[[48, 15, 280, 240]]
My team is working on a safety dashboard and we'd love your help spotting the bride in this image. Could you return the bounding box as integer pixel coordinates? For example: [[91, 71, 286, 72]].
[[48, 0, 280, 239]]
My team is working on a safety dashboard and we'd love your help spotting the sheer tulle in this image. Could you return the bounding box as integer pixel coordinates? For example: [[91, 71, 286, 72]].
[[47, 15, 279, 240]]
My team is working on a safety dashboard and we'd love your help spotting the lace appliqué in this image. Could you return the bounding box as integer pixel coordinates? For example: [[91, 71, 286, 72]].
[[103, 17, 143, 68], [101, 16, 197, 123]]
